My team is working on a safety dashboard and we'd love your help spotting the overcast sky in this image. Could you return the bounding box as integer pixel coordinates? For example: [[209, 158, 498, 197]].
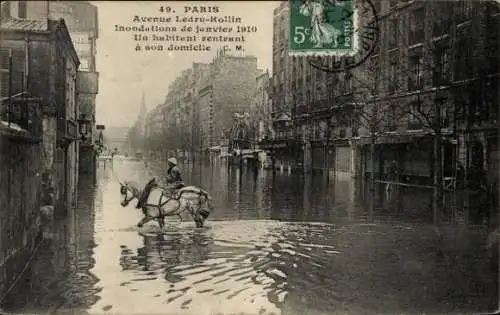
[[92, 1, 278, 128]]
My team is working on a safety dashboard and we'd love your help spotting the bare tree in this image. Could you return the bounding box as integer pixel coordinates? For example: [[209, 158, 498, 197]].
[[349, 1, 497, 225], [308, 1, 492, 224]]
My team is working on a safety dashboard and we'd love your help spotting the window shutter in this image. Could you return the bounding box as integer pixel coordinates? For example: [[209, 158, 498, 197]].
[[11, 48, 25, 95], [0, 48, 10, 99]]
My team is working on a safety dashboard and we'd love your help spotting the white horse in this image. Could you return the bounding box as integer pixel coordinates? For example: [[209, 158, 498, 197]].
[[119, 180, 214, 228]]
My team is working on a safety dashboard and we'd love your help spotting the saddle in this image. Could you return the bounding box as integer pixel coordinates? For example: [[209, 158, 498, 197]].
[[136, 179, 185, 208]]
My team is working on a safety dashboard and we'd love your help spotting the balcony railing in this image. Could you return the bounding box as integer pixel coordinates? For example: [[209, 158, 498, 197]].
[[294, 105, 309, 116], [408, 29, 424, 46], [407, 120, 424, 130], [338, 128, 347, 138], [407, 76, 423, 91], [386, 123, 397, 132], [0, 97, 43, 138], [432, 19, 452, 38]]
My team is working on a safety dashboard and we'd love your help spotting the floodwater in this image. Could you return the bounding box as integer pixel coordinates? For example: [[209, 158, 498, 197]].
[[1, 158, 497, 315]]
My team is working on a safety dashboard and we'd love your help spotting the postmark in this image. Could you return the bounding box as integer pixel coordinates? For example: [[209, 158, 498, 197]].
[[291, 0, 381, 73], [289, 0, 355, 55]]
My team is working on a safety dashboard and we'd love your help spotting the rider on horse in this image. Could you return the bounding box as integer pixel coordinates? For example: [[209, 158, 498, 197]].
[[136, 157, 185, 209], [165, 157, 185, 192]]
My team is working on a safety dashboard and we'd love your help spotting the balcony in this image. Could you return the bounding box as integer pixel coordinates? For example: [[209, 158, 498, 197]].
[[386, 123, 397, 132], [432, 19, 452, 38], [294, 105, 309, 116], [407, 76, 423, 92], [338, 128, 347, 138], [408, 29, 424, 46], [0, 97, 43, 141], [407, 120, 424, 130], [311, 99, 331, 113]]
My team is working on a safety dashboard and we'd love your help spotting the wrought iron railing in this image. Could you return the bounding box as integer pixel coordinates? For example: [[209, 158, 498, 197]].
[[0, 97, 43, 136]]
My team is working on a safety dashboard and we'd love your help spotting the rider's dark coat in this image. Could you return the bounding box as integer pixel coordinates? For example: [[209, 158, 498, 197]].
[[136, 165, 184, 209], [166, 165, 184, 189]]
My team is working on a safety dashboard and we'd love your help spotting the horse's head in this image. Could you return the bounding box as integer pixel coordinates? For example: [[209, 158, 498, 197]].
[[120, 181, 139, 207]]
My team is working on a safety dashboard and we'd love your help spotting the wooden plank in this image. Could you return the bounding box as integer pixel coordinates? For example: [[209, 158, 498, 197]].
[[375, 180, 434, 189]]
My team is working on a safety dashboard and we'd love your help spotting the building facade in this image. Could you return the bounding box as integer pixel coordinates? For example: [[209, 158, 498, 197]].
[[269, 1, 338, 173], [0, 17, 80, 297], [211, 52, 258, 149], [146, 50, 258, 162], [1, 1, 100, 176], [351, 1, 499, 184], [252, 69, 272, 143]]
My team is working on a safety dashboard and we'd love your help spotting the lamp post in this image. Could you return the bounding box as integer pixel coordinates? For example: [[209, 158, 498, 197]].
[[77, 114, 92, 141]]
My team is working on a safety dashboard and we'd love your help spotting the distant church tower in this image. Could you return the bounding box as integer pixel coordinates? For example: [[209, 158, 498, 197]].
[[137, 90, 147, 138]]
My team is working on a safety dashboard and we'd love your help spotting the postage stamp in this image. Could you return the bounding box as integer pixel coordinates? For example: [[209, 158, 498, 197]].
[[289, 0, 356, 55]]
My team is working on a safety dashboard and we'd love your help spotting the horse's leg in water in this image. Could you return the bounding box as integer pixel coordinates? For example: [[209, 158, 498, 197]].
[[137, 216, 152, 228], [158, 216, 165, 228], [190, 204, 203, 228]]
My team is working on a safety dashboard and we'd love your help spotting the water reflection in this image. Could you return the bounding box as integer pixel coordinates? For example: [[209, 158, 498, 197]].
[[2, 161, 496, 315], [1, 173, 100, 314], [112, 220, 495, 315]]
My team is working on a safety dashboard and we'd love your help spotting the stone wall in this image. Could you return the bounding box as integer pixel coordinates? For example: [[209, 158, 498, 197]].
[[0, 134, 43, 298]]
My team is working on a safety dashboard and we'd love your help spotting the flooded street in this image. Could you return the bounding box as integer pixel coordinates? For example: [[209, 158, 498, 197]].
[[2, 158, 497, 315]]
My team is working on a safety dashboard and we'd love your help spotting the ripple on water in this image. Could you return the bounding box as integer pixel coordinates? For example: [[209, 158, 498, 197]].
[[6, 163, 493, 315]]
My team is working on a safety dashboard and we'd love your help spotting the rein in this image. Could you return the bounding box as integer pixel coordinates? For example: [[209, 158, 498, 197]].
[[121, 185, 137, 204], [122, 184, 185, 222]]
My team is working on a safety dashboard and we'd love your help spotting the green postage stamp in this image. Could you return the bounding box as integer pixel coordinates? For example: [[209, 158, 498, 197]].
[[289, 0, 355, 55]]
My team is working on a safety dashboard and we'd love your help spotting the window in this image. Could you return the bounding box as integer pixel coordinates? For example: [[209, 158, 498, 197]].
[[388, 52, 399, 94], [0, 48, 10, 100], [316, 71, 321, 81], [369, 56, 380, 92], [373, 0, 381, 14], [351, 115, 359, 137], [409, 7, 425, 45], [436, 97, 450, 129], [486, 14, 500, 74], [344, 73, 353, 94], [486, 77, 499, 123], [454, 26, 473, 81], [456, 1, 474, 25], [386, 105, 397, 131], [79, 59, 89, 71], [1, 2, 11, 19], [432, 2, 453, 37], [387, 19, 398, 49], [432, 43, 450, 87], [18, 1, 27, 19], [408, 101, 423, 130], [0, 48, 25, 99], [408, 47, 423, 91]]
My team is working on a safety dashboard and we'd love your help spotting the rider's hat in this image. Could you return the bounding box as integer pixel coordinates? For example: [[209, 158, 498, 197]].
[[167, 157, 177, 165]]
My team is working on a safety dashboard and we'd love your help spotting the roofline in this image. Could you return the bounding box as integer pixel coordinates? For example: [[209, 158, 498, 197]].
[[0, 18, 80, 67], [52, 18, 80, 67], [0, 22, 50, 34]]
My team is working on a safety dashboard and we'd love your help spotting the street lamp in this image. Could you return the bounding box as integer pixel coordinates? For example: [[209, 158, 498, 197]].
[[77, 114, 92, 141]]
